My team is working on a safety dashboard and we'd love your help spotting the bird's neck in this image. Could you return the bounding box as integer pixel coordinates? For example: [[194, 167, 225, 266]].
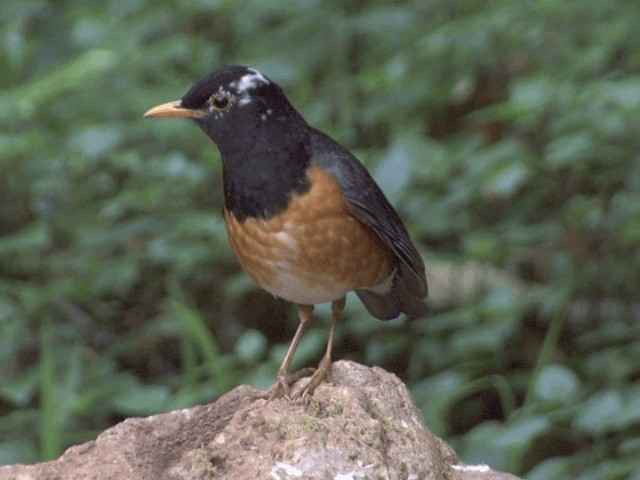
[[220, 127, 311, 221]]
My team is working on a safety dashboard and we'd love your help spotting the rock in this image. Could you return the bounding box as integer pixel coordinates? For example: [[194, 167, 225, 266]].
[[0, 361, 521, 480]]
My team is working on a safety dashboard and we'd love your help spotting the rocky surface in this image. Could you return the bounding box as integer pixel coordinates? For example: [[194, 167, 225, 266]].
[[0, 361, 522, 480]]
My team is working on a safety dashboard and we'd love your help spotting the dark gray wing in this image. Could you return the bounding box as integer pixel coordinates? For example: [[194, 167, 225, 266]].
[[309, 129, 427, 318]]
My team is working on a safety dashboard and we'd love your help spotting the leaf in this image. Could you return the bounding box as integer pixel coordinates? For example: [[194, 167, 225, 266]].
[[604, 78, 640, 110], [462, 232, 501, 260], [545, 132, 593, 168], [15, 49, 118, 115], [0, 368, 39, 406], [526, 457, 571, 480], [412, 370, 468, 435], [70, 124, 124, 160], [485, 161, 530, 197], [508, 76, 554, 118], [494, 416, 550, 448], [534, 364, 581, 405], [234, 329, 268, 365], [0, 439, 39, 466], [573, 390, 623, 435], [0, 221, 50, 256], [111, 382, 170, 415], [373, 139, 413, 203]]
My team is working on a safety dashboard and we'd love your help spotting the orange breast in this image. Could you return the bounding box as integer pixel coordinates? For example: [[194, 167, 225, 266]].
[[223, 164, 393, 305]]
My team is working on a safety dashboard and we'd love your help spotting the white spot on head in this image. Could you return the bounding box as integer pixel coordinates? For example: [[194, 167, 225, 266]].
[[232, 68, 270, 107], [234, 68, 270, 94]]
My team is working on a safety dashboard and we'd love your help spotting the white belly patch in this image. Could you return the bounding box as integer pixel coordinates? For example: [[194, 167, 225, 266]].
[[265, 223, 349, 304]]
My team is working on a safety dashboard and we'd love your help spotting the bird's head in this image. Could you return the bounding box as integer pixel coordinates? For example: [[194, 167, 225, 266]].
[[145, 65, 303, 151]]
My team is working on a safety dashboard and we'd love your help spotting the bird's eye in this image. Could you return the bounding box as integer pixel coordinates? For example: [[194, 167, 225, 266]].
[[210, 92, 231, 111]]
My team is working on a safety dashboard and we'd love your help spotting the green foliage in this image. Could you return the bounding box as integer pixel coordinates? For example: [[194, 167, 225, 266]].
[[1, 1, 639, 478]]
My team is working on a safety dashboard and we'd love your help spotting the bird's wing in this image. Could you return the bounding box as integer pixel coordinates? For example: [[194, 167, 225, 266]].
[[309, 129, 427, 297]]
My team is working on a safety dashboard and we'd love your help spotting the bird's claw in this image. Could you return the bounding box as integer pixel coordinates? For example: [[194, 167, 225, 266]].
[[293, 357, 332, 400], [267, 367, 316, 400]]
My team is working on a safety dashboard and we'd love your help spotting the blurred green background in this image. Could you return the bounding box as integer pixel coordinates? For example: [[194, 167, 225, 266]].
[[1, 1, 640, 478]]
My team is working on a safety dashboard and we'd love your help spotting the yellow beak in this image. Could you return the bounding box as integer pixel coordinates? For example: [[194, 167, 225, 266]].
[[144, 100, 207, 119]]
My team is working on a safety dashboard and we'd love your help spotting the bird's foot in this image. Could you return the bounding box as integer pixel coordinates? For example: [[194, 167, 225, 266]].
[[268, 367, 315, 400], [294, 356, 332, 400]]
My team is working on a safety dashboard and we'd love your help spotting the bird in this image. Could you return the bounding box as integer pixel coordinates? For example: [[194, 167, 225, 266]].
[[144, 65, 428, 398]]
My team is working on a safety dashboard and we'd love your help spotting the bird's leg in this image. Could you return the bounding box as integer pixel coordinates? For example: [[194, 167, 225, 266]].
[[268, 304, 314, 399], [297, 296, 346, 399]]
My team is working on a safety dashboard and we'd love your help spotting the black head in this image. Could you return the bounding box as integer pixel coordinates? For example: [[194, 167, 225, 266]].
[[181, 65, 275, 110], [145, 65, 306, 156], [145, 65, 312, 220]]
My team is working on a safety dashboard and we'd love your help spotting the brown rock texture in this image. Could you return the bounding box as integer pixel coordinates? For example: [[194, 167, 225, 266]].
[[0, 361, 522, 480]]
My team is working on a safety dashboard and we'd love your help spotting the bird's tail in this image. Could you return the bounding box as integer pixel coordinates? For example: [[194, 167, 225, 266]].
[[355, 273, 428, 320]]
